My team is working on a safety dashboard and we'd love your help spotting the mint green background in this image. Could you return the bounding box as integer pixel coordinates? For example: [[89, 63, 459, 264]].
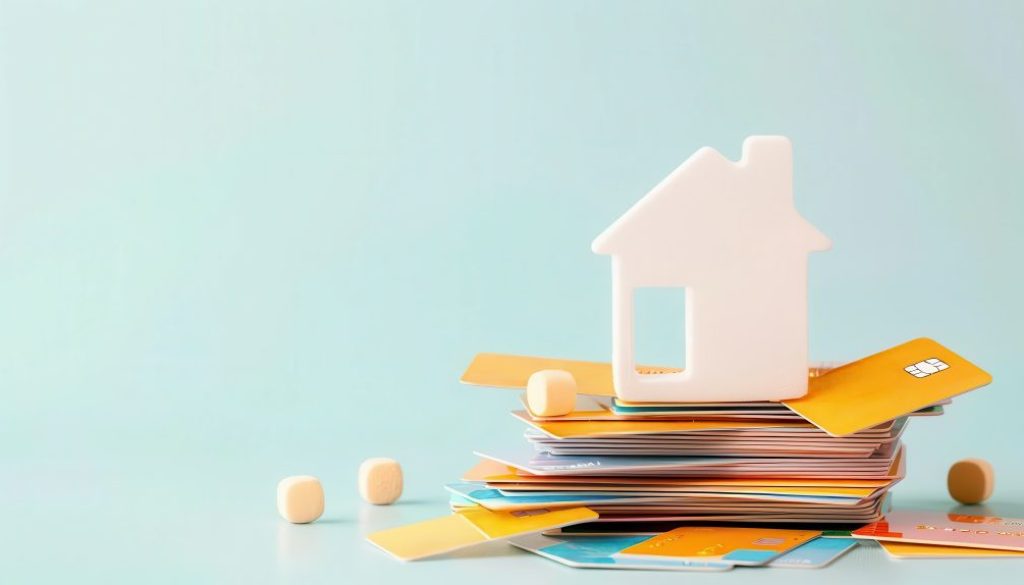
[[3, 1, 1023, 583]]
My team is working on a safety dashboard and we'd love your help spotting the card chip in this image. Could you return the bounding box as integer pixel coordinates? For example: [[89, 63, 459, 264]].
[[905, 358, 949, 378]]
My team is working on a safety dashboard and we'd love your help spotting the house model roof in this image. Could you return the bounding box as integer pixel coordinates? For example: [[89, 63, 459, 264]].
[[592, 136, 831, 259]]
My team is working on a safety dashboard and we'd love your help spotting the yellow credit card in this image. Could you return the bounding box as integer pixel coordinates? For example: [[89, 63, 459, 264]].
[[512, 410, 802, 438], [460, 354, 831, 398], [784, 338, 991, 436], [617, 526, 820, 565], [460, 353, 676, 397], [880, 540, 1024, 559], [460, 459, 898, 489], [366, 505, 597, 561]]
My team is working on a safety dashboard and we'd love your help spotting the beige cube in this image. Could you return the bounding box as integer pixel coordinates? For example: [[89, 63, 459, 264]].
[[277, 475, 324, 524], [948, 458, 995, 505], [526, 369, 577, 417], [359, 458, 403, 505]]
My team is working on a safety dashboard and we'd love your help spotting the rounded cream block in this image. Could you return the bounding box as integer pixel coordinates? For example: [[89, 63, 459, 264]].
[[947, 458, 995, 505], [526, 369, 577, 417], [359, 458, 403, 505], [277, 475, 324, 524]]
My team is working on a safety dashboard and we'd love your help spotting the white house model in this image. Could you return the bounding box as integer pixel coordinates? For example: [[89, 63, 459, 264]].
[[592, 136, 831, 403]]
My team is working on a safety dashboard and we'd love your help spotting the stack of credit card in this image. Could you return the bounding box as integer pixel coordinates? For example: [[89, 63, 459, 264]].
[[367, 338, 991, 568], [457, 338, 990, 530], [458, 421, 906, 524]]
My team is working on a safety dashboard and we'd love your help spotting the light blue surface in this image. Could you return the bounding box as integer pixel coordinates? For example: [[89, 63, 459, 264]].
[[3, 1, 1024, 583]]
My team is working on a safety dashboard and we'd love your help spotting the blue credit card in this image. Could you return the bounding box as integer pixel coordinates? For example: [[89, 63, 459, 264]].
[[475, 447, 737, 475], [497, 488, 861, 505], [447, 481, 861, 510], [509, 534, 733, 572], [445, 482, 643, 510], [767, 537, 858, 568], [610, 399, 783, 414]]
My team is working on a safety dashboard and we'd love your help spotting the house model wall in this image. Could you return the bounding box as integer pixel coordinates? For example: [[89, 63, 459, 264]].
[[592, 136, 831, 403]]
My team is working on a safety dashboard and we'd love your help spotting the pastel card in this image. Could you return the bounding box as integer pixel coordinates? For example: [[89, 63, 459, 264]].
[[461, 342, 987, 434], [879, 540, 1024, 559], [852, 509, 1024, 552], [366, 505, 597, 561], [509, 534, 732, 571], [453, 489, 867, 509], [449, 494, 476, 508], [613, 400, 942, 419], [517, 394, 613, 421], [511, 410, 798, 439], [498, 484, 876, 500], [475, 448, 735, 476], [767, 537, 858, 568], [616, 526, 820, 565], [550, 523, 856, 537], [444, 482, 661, 510], [460, 353, 675, 397], [461, 353, 836, 398], [475, 445, 903, 479], [784, 338, 991, 436], [462, 458, 901, 488]]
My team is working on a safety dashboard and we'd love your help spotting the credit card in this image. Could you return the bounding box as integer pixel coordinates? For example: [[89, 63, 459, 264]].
[[461, 341, 988, 438], [615, 526, 820, 565], [852, 509, 1024, 552], [512, 410, 796, 438], [366, 505, 597, 561], [509, 533, 733, 571], [767, 537, 858, 568], [445, 482, 663, 510], [475, 446, 902, 478], [879, 540, 1024, 559], [461, 353, 674, 396], [462, 353, 828, 398], [785, 338, 990, 436], [461, 458, 899, 488]]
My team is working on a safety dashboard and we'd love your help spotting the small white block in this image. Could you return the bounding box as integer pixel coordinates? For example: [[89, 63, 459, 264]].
[[277, 475, 324, 524], [359, 458, 403, 505], [526, 369, 577, 417]]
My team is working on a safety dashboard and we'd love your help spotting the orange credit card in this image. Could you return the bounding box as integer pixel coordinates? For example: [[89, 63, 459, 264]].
[[460, 353, 674, 397], [785, 338, 991, 436], [511, 410, 802, 438], [461, 338, 990, 437], [616, 526, 820, 565], [460, 459, 899, 489], [460, 354, 827, 398]]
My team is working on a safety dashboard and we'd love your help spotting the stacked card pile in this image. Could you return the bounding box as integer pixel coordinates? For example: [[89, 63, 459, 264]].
[[453, 337, 995, 531], [452, 395, 913, 527], [368, 338, 993, 568]]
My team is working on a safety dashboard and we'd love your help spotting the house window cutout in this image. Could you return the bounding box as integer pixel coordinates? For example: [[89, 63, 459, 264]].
[[633, 287, 686, 372], [905, 358, 949, 378]]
